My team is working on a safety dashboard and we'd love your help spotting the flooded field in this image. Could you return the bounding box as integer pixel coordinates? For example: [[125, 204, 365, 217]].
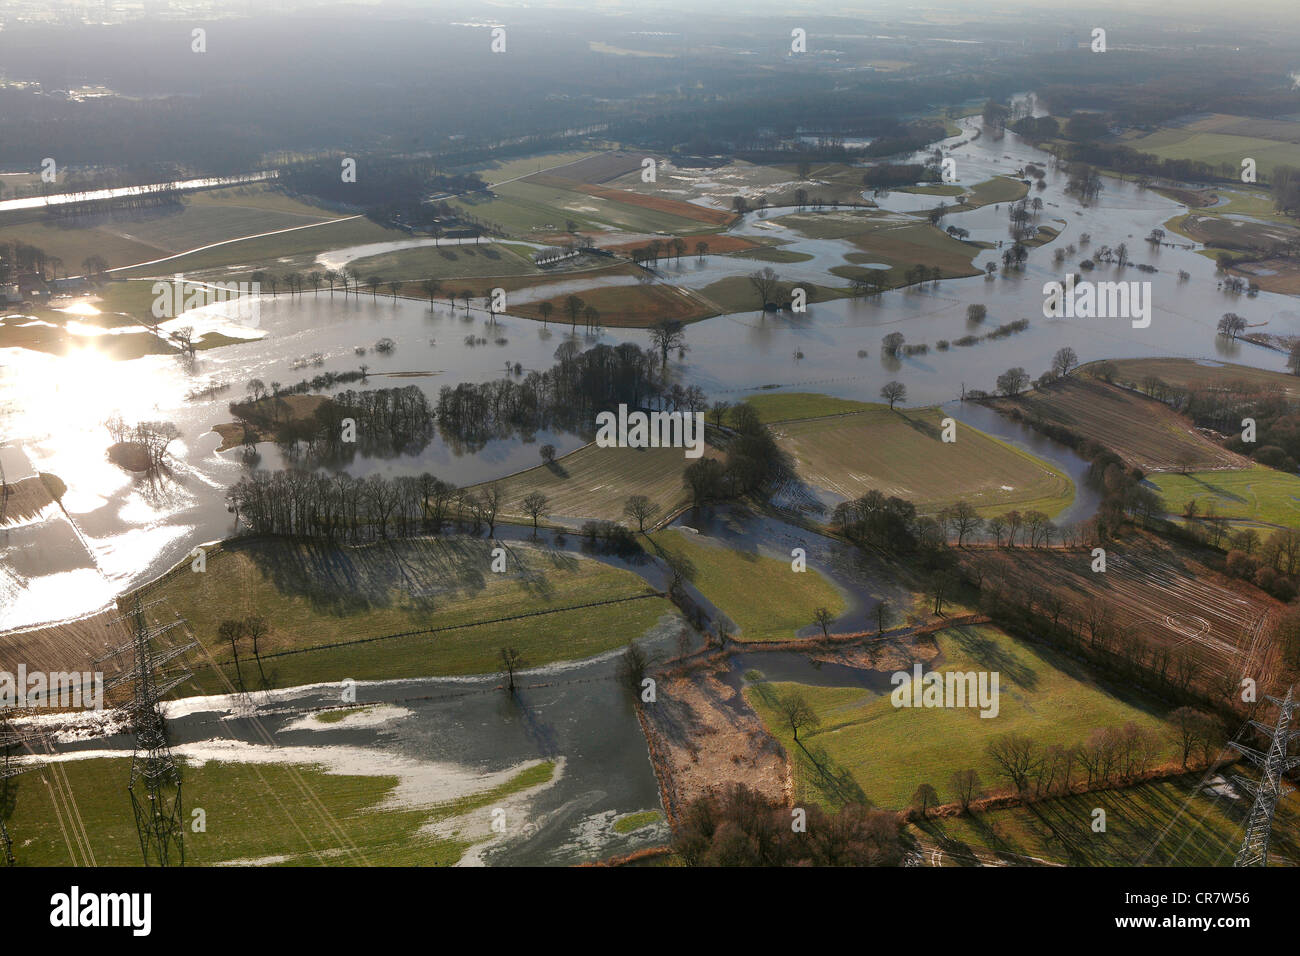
[[4, 112, 1297, 866]]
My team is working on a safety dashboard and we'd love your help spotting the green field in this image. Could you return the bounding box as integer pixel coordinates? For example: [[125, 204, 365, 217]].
[[911, 772, 1300, 866], [473, 150, 602, 186], [960, 175, 1030, 209], [1127, 120, 1300, 181], [771, 403, 1074, 517], [134, 536, 677, 690], [1148, 465, 1300, 529], [346, 241, 542, 282], [732, 391, 873, 423], [697, 274, 844, 313], [802, 215, 984, 288], [483, 442, 722, 528], [113, 215, 405, 277], [728, 247, 815, 264], [900, 183, 966, 197], [648, 528, 845, 640], [0, 185, 344, 273], [1100, 357, 1300, 400], [748, 624, 1177, 810], [988, 378, 1244, 474], [6, 755, 554, 866], [1201, 187, 1298, 225], [453, 177, 716, 238], [612, 810, 664, 834]]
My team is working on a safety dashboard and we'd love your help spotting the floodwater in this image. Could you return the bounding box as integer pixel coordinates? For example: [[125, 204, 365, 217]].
[[43, 626, 678, 866], [0, 172, 275, 213], [4, 109, 1299, 864], [5, 114, 1293, 625]]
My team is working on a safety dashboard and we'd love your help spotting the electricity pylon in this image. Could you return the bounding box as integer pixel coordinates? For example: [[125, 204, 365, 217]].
[[1231, 685, 1298, 867], [0, 708, 51, 866], [97, 597, 196, 867]]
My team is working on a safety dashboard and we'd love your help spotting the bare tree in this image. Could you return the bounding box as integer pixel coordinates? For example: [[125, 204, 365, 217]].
[[946, 500, 983, 547], [812, 606, 835, 638], [911, 782, 940, 818], [623, 494, 661, 532], [218, 619, 245, 691], [986, 733, 1040, 793], [648, 319, 687, 371], [880, 381, 906, 410], [499, 646, 523, 694], [747, 267, 782, 308], [1051, 346, 1079, 378], [776, 690, 820, 746], [244, 615, 268, 684], [949, 769, 982, 812], [617, 641, 651, 697], [479, 483, 502, 536], [521, 491, 549, 533]]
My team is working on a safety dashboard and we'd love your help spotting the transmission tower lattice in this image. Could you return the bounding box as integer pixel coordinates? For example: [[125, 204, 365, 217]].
[[1230, 685, 1299, 867], [96, 597, 196, 867], [0, 709, 52, 866]]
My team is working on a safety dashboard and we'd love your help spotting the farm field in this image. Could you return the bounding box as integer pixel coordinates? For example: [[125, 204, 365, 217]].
[[482, 442, 722, 527], [1100, 357, 1300, 400], [955, 175, 1030, 210], [729, 246, 814, 263], [344, 242, 541, 282], [1149, 465, 1300, 530], [696, 274, 842, 314], [1166, 210, 1299, 252], [5, 754, 555, 866], [473, 149, 607, 186], [606, 157, 799, 207], [961, 532, 1279, 676], [112, 214, 406, 278], [648, 528, 845, 641], [453, 171, 730, 239], [1126, 114, 1300, 180], [833, 219, 983, 286], [512, 280, 711, 326], [1200, 186, 1297, 225], [732, 391, 873, 424], [0, 185, 344, 273], [910, 771, 1300, 866], [131, 536, 675, 690], [987, 378, 1248, 473], [747, 623, 1178, 810], [771, 403, 1074, 516]]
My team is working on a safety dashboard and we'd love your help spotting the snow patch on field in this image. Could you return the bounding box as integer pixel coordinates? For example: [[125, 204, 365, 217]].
[[282, 704, 411, 732]]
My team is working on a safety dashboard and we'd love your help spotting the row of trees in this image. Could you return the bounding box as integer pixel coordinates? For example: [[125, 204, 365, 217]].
[[911, 710, 1222, 818], [227, 470, 507, 540]]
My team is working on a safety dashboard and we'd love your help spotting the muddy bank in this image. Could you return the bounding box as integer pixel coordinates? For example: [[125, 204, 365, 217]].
[[640, 665, 790, 824]]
